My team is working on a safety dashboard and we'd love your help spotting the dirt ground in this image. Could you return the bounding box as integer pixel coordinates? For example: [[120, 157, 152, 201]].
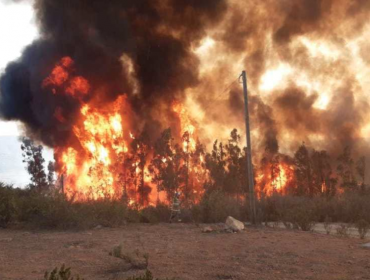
[[0, 224, 369, 280]]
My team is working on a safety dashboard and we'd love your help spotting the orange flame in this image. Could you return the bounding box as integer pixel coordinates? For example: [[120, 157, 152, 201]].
[[256, 161, 295, 196], [43, 56, 90, 98], [172, 101, 196, 152], [58, 96, 129, 200], [48, 57, 204, 204]]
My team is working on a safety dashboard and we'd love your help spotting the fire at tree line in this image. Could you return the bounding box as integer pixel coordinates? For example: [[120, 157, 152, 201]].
[[16, 128, 368, 215]]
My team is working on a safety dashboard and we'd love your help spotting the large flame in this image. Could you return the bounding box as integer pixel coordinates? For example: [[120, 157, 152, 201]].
[[58, 96, 130, 200], [256, 161, 295, 196], [46, 57, 208, 203]]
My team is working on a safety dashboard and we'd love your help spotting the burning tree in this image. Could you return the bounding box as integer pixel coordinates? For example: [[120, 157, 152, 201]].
[[204, 129, 249, 200], [0, 0, 369, 212], [149, 128, 174, 204], [337, 146, 357, 190], [311, 150, 336, 197], [294, 143, 314, 196], [130, 132, 152, 206]]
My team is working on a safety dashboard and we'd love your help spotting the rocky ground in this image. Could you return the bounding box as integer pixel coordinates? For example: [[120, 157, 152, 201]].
[[0, 223, 369, 280]]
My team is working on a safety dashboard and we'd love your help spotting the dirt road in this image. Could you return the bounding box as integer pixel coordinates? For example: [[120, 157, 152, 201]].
[[0, 224, 369, 280]]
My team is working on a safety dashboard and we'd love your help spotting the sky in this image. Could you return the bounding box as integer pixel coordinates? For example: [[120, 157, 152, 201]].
[[0, 0, 53, 186], [0, 0, 38, 135]]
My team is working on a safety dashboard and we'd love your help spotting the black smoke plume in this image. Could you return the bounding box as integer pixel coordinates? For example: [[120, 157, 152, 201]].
[[0, 0, 227, 146]]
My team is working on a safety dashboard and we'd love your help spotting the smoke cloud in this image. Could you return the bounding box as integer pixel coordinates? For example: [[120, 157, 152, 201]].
[[1, 0, 370, 178]]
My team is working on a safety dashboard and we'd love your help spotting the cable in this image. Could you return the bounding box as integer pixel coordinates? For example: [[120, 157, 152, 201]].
[[201, 74, 242, 112]]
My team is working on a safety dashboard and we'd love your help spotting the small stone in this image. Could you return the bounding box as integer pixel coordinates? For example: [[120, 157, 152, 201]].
[[361, 243, 370, 249], [202, 226, 213, 233]]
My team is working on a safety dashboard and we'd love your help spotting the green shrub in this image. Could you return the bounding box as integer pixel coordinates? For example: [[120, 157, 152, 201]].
[[199, 190, 242, 223], [268, 195, 317, 231], [2, 181, 370, 230], [0, 184, 16, 227], [126, 270, 174, 280], [88, 199, 127, 227], [44, 264, 83, 280]]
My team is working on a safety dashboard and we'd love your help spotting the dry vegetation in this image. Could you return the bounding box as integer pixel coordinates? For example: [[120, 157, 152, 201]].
[[1, 182, 370, 234]]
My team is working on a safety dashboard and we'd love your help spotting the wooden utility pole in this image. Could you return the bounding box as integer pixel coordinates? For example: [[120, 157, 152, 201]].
[[241, 71, 257, 224], [61, 174, 64, 195]]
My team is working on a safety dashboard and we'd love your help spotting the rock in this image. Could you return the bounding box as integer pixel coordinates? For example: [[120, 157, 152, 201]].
[[0, 237, 13, 242], [225, 216, 245, 232], [202, 226, 213, 233], [361, 243, 370, 249], [94, 225, 103, 229], [121, 250, 149, 270]]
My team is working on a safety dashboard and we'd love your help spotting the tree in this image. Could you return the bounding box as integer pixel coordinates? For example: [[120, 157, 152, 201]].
[[149, 128, 173, 203], [130, 132, 151, 206], [21, 137, 48, 192], [47, 161, 56, 188], [204, 129, 249, 199], [337, 146, 357, 190], [311, 150, 336, 197], [205, 140, 227, 193], [224, 129, 245, 196], [180, 131, 192, 203], [356, 156, 366, 191], [294, 143, 313, 196], [189, 140, 207, 202]]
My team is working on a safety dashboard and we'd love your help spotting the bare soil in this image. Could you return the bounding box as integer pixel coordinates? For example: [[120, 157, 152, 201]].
[[0, 224, 369, 280]]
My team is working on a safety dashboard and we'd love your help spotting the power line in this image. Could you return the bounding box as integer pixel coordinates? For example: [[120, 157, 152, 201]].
[[201, 75, 241, 112]]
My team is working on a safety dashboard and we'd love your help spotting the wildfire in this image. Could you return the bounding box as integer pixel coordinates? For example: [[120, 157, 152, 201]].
[[46, 57, 207, 204], [256, 161, 295, 196], [172, 102, 196, 152], [46, 57, 296, 204], [58, 95, 130, 200], [42, 56, 90, 98]]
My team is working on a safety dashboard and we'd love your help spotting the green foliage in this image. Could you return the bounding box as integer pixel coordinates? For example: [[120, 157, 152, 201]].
[[199, 190, 242, 223], [294, 143, 314, 196], [258, 192, 370, 229], [44, 264, 83, 280], [274, 195, 317, 231], [139, 204, 171, 223], [21, 137, 48, 192], [205, 130, 248, 197], [47, 161, 56, 188], [336, 146, 357, 190], [0, 185, 130, 229], [0, 183, 17, 227]]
